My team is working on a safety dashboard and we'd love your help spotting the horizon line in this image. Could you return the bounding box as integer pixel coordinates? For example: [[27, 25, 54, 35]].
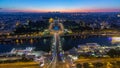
[[0, 8, 120, 13], [0, 11, 120, 13]]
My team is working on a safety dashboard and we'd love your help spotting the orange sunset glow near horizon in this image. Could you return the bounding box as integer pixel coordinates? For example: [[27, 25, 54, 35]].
[[1, 8, 120, 13], [0, 0, 120, 13]]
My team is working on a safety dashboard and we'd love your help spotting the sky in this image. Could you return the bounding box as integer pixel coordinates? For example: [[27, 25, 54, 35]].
[[0, 0, 120, 12]]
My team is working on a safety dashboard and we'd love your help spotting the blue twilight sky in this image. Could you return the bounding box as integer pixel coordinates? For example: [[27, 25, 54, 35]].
[[0, 0, 120, 12]]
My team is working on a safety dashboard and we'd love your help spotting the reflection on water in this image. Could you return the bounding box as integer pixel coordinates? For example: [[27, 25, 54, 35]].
[[0, 36, 120, 53]]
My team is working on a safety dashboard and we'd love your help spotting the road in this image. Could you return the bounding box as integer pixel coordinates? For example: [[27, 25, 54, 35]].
[[47, 33, 68, 68], [1, 29, 120, 40], [43, 19, 73, 68]]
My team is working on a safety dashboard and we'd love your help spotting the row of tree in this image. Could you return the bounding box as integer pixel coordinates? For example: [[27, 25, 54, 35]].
[[107, 49, 120, 58]]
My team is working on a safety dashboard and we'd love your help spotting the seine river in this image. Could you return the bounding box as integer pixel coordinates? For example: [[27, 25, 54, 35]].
[[0, 35, 119, 53]]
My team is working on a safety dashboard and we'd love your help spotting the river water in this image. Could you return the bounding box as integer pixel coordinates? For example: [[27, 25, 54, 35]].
[[0, 35, 119, 53]]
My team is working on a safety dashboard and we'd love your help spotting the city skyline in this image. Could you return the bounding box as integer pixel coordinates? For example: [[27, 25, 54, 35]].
[[0, 0, 120, 12], [0, 1, 120, 67]]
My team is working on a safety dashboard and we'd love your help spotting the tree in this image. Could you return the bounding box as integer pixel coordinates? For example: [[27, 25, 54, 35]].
[[107, 49, 120, 58], [76, 64, 82, 68]]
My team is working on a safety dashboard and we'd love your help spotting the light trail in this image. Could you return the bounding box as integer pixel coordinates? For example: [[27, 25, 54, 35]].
[[46, 19, 67, 68], [47, 33, 58, 68]]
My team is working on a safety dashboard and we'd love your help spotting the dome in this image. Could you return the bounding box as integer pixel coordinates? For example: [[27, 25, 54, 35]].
[[49, 18, 54, 23]]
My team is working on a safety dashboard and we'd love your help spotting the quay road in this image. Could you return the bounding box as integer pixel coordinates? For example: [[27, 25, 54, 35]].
[[0, 31, 120, 40]]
